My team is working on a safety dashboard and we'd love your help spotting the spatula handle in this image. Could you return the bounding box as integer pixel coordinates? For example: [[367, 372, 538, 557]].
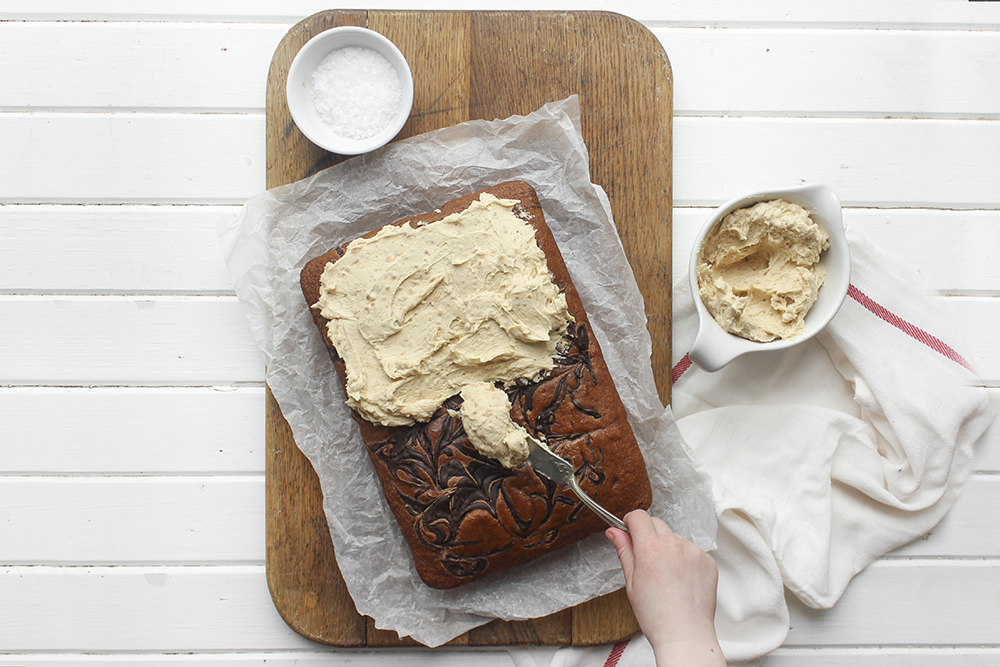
[[565, 475, 628, 533]]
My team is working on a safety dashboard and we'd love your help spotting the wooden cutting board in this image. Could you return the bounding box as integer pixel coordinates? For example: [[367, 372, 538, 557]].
[[264, 9, 673, 648]]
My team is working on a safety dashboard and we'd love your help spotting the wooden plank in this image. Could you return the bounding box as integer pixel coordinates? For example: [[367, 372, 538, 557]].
[[0, 205, 242, 294], [0, 296, 264, 385], [0, 387, 264, 474], [7, 23, 1000, 118], [3, 0, 1000, 26], [4, 206, 998, 295], [4, 115, 1000, 207], [4, 295, 996, 385], [0, 566, 322, 651], [977, 402, 1000, 471], [2, 474, 996, 564], [0, 22, 288, 109], [763, 647, 1000, 667], [4, 386, 995, 474], [888, 473, 1000, 557], [0, 477, 265, 563], [0, 112, 266, 204], [784, 560, 1000, 645], [3, 560, 999, 651], [659, 27, 1000, 118], [672, 117, 1000, 209], [929, 296, 1000, 383]]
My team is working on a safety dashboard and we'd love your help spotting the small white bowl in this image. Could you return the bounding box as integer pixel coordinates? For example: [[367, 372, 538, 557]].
[[688, 183, 851, 372], [286, 27, 414, 155]]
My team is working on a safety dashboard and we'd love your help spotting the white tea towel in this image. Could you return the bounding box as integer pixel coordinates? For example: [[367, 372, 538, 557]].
[[510, 224, 996, 666]]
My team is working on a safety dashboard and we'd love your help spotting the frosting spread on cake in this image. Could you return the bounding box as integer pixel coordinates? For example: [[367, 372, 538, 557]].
[[697, 199, 830, 342], [315, 193, 573, 428]]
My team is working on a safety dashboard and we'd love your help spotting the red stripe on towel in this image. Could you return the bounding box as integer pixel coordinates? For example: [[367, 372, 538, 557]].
[[672, 352, 693, 384], [847, 284, 972, 370], [603, 638, 631, 667]]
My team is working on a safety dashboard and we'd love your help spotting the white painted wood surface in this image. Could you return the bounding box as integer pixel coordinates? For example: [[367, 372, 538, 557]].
[[1, 1, 998, 665]]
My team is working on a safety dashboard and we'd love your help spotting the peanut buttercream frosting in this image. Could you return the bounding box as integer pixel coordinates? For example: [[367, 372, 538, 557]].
[[315, 193, 573, 429], [697, 199, 830, 342]]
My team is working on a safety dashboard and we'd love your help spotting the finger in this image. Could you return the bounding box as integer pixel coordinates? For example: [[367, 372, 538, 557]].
[[649, 515, 674, 537], [623, 509, 656, 541], [605, 527, 635, 581]]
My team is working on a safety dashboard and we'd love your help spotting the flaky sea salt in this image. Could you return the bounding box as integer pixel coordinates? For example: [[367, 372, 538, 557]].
[[310, 46, 402, 141]]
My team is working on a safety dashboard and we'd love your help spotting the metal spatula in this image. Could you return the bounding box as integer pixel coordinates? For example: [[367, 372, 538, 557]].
[[526, 434, 628, 533]]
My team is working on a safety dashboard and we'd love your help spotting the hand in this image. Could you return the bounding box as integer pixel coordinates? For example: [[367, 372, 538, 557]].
[[606, 510, 726, 666]]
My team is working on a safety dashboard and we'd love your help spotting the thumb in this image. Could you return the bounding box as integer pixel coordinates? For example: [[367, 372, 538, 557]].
[[605, 527, 635, 582]]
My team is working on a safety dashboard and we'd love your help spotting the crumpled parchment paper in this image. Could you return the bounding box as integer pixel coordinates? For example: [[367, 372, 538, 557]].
[[218, 96, 717, 647]]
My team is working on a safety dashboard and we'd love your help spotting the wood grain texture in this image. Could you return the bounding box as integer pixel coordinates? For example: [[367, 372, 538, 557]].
[[265, 386, 366, 647], [264, 9, 672, 647]]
